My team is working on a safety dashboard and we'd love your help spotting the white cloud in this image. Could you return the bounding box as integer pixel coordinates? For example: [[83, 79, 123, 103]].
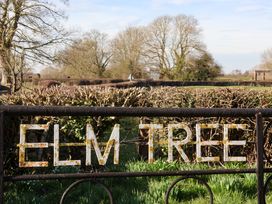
[[151, 0, 234, 7], [234, 0, 272, 14], [64, 1, 143, 37], [236, 5, 264, 12], [151, 0, 194, 7], [168, 0, 193, 4], [202, 21, 272, 56]]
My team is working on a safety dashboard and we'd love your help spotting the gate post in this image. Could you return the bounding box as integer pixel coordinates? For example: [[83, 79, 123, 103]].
[[0, 111, 4, 203], [256, 112, 265, 204]]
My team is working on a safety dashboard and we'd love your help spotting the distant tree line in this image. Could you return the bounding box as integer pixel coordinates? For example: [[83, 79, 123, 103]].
[[46, 15, 222, 81], [0, 0, 222, 93]]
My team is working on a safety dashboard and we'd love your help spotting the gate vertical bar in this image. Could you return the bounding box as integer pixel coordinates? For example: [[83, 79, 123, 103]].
[[0, 111, 4, 203], [256, 112, 265, 204]]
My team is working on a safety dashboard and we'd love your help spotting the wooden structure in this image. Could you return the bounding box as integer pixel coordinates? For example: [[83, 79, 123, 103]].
[[254, 69, 272, 81]]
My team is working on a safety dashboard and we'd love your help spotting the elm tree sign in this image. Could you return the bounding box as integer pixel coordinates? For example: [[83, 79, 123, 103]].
[[0, 106, 271, 204], [18, 123, 247, 168]]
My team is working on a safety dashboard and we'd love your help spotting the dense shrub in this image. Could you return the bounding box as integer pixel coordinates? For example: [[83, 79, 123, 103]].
[[0, 86, 271, 108]]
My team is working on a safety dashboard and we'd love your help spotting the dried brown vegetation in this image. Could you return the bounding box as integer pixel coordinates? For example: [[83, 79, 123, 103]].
[[0, 86, 270, 108], [1, 87, 271, 164]]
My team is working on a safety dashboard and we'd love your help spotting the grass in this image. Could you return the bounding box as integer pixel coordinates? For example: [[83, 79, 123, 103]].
[[4, 161, 272, 203]]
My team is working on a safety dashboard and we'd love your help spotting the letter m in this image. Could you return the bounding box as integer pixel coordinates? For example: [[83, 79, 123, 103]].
[[86, 124, 120, 166]]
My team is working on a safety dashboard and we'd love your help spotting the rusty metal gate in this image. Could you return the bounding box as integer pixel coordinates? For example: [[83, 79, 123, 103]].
[[1, 105, 272, 203]]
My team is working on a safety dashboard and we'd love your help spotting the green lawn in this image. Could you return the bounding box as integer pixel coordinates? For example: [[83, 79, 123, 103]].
[[5, 161, 272, 204]]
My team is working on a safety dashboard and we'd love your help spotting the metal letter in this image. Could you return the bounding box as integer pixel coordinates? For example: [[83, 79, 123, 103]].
[[168, 124, 192, 162], [139, 124, 163, 163], [54, 124, 81, 166], [86, 124, 120, 166], [18, 124, 49, 167], [223, 124, 246, 162], [196, 124, 220, 162]]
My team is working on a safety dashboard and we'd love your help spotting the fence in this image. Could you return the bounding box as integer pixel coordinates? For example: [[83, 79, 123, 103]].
[[0, 105, 272, 203]]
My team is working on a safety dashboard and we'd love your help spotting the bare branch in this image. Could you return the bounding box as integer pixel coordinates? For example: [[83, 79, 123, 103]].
[[0, 0, 68, 92]]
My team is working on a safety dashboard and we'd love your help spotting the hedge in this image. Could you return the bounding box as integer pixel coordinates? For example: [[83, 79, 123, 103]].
[[0, 86, 271, 108]]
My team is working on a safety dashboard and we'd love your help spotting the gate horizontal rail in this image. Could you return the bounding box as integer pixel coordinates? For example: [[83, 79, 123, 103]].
[[4, 168, 272, 181], [0, 105, 271, 203], [2, 105, 272, 117]]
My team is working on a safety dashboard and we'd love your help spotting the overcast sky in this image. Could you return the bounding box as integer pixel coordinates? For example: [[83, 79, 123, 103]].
[[63, 0, 272, 74]]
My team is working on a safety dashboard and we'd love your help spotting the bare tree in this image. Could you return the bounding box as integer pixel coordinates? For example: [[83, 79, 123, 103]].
[[144, 15, 204, 80], [144, 16, 172, 79], [110, 26, 147, 79], [260, 48, 272, 69], [171, 15, 204, 79], [57, 30, 111, 78], [0, 0, 68, 92], [1, 48, 27, 91], [88, 30, 112, 77]]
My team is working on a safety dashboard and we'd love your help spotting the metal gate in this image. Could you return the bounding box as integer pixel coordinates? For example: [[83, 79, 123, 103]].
[[0, 105, 272, 203]]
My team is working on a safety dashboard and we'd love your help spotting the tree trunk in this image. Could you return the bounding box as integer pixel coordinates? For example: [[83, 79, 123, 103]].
[[11, 72, 17, 93], [0, 52, 9, 85], [1, 69, 8, 85]]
